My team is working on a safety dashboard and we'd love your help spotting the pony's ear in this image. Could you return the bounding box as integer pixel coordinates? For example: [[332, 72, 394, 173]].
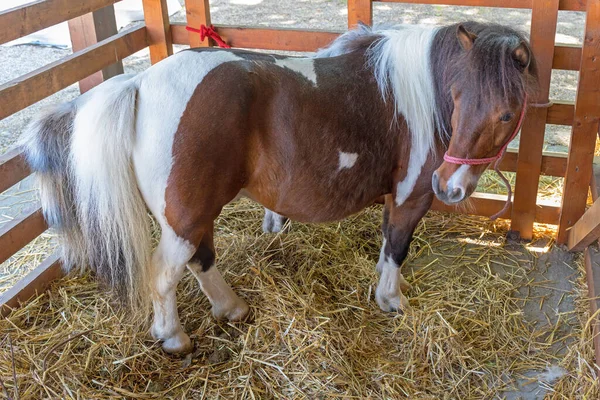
[[456, 24, 477, 51], [513, 41, 531, 71]]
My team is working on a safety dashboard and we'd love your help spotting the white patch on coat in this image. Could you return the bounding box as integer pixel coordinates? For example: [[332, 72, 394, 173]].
[[274, 58, 317, 85], [446, 164, 472, 193], [262, 209, 286, 233], [366, 25, 440, 206], [377, 237, 388, 272], [150, 227, 195, 344], [375, 256, 409, 312], [338, 151, 358, 171]]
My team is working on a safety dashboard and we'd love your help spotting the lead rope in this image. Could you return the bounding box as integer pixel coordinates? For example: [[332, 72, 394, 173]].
[[489, 99, 553, 220], [186, 25, 231, 48]]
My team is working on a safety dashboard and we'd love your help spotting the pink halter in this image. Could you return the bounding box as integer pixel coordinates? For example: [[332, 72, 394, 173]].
[[442, 94, 528, 220]]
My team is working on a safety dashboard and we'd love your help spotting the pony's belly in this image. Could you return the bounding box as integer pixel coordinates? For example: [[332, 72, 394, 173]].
[[246, 184, 385, 224]]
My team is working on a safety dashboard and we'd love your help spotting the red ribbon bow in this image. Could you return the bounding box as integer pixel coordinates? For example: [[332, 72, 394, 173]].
[[186, 24, 231, 48]]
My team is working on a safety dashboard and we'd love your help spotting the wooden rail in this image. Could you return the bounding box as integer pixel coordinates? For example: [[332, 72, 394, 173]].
[[0, 25, 147, 120], [432, 192, 560, 224], [0, 149, 30, 194], [171, 23, 341, 51], [0, 0, 121, 45], [375, 0, 586, 11], [0, 253, 63, 317], [0, 208, 48, 265]]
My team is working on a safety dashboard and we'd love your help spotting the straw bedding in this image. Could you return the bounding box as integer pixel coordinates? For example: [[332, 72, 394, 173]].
[[0, 199, 598, 399]]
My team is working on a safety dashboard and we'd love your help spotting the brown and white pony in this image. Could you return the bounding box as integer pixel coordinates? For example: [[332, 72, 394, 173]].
[[22, 21, 537, 354]]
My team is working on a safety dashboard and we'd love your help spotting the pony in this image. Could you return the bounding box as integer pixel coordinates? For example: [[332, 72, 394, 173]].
[[21, 21, 537, 354]]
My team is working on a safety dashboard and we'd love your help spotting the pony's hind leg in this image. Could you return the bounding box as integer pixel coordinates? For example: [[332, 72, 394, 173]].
[[150, 227, 196, 354], [187, 224, 249, 321]]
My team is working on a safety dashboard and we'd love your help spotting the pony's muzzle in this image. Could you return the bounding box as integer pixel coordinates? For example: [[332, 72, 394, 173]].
[[432, 167, 471, 205]]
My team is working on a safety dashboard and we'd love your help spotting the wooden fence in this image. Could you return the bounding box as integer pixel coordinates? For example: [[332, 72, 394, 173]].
[[0, 0, 599, 335]]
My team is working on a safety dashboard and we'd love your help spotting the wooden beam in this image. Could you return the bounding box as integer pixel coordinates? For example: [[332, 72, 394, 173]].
[[0, 207, 48, 265], [171, 23, 341, 51], [547, 100, 575, 126], [558, 0, 600, 244], [142, 0, 173, 64], [0, 0, 120, 46], [376, 0, 532, 7], [554, 44, 582, 70], [0, 149, 30, 194], [374, 0, 586, 10], [499, 149, 567, 177], [584, 247, 600, 370], [511, 0, 560, 240], [568, 196, 600, 250], [431, 192, 560, 225], [0, 254, 63, 318], [348, 0, 373, 28], [0, 25, 147, 120], [68, 5, 124, 93], [185, 0, 212, 48]]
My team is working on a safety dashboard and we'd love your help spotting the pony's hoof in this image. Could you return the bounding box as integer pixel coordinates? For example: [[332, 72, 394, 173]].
[[212, 299, 250, 322], [161, 331, 192, 355], [376, 291, 410, 313], [262, 211, 287, 233]]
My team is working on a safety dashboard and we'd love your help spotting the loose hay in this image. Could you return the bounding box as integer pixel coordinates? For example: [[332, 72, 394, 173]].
[[1, 200, 598, 399]]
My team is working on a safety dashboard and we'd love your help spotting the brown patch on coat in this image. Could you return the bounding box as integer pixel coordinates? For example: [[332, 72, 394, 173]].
[[163, 49, 439, 245]]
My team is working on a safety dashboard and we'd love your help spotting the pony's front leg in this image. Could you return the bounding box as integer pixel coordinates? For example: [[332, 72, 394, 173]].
[[262, 208, 288, 233], [376, 193, 433, 312], [150, 229, 195, 354]]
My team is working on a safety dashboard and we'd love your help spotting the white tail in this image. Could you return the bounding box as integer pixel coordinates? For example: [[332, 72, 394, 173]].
[[22, 75, 151, 307]]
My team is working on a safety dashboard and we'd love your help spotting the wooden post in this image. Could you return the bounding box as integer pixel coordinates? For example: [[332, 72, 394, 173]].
[[557, 0, 600, 244], [142, 0, 173, 64], [185, 0, 211, 48], [348, 0, 373, 28], [510, 0, 560, 240], [68, 4, 124, 93]]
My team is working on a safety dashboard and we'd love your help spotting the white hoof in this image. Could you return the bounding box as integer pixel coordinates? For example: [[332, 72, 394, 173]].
[[161, 331, 192, 354], [212, 298, 250, 322], [376, 288, 410, 313]]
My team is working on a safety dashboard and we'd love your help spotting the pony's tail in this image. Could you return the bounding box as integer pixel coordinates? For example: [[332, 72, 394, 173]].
[[21, 76, 151, 308]]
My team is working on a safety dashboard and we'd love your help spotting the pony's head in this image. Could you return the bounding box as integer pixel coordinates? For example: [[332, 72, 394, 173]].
[[432, 23, 538, 204]]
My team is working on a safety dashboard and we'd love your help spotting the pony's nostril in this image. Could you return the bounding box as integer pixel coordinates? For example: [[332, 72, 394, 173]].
[[449, 187, 464, 202], [432, 172, 440, 193]]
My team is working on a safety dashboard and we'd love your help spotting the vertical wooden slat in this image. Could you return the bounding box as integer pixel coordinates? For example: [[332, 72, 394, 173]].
[[510, 0, 560, 240], [68, 4, 124, 93], [348, 0, 373, 28], [558, 0, 600, 244], [142, 0, 173, 64], [185, 0, 211, 48]]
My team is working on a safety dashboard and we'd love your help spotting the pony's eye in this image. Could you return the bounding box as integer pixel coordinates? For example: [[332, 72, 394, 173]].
[[500, 112, 514, 122]]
